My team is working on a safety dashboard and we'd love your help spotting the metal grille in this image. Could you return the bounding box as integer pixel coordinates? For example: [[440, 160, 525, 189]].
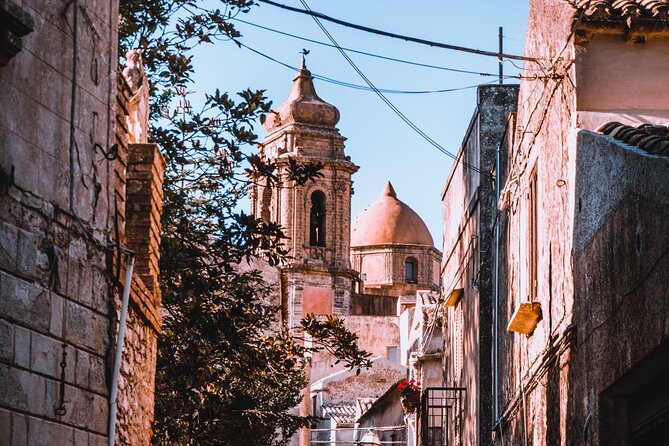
[[421, 387, 465, 446]]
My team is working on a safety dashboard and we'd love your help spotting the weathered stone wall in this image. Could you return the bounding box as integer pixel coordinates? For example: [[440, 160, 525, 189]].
[[0, 1, 164, 445], [0, 0, 119, 443]]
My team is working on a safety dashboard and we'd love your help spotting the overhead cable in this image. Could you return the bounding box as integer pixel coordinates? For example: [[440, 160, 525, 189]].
[[232, 17, 524, 79], [237, 41, 509, 95], [257, 0, 538, 63], [296, 0, 489, 175]]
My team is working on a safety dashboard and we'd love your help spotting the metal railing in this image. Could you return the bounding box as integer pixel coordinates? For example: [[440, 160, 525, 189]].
[[310, 425, 406, 445], [420, 387, 465, 446]]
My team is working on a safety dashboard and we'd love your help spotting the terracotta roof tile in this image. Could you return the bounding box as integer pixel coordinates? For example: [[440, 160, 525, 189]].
[[356, 397, 377, 415], [575, 0, 669, 20], [596, 122, 669, 155], [322, 403, 357, 425]]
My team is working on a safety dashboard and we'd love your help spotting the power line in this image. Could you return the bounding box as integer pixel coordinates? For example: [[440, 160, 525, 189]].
[[237, 41, 509, 95], [296, 0, 489, 176], [257, 0, 538, 63], [232, 17, 524, 79]]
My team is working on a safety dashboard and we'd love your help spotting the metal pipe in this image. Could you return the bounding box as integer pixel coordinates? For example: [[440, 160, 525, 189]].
[[68, 0, 78, 214], [108, 254, 135, 446], [498, 27, 504, 85], [493, 143, 501, 423]]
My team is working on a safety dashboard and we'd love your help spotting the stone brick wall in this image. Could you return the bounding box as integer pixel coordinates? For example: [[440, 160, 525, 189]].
[[0, 1, 164, 445]]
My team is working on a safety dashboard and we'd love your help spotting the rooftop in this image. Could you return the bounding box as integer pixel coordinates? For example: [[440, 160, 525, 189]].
[[322, 403, 356, 425], [351, 182, 434, 248]]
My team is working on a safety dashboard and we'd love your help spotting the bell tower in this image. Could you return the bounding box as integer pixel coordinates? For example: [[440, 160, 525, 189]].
[[252, 57, 358, 326]]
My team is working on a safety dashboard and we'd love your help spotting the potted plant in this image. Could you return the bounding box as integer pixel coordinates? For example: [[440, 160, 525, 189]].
[[397, 378, 421, 413]]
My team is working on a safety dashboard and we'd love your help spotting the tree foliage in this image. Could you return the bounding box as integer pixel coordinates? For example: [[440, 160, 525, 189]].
[[119, 1, 371, 444]]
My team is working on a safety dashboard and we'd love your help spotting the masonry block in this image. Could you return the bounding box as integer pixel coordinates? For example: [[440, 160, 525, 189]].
[[48, 292, 63, 338], [58, 384, 108, 434], [88, 432, 107, 446], [13, 324, 30, 369], [0, 318, 13, 362], [0, 408, 10, 445], [27, 416, 74, 446], [30, 331, 59, 377], [73, 428, 89, 446], [0, 272, 50, 332], [0, 365, 45, 415], [16, 228, 37, 278], [75, 348, 91, 389], [64, 300, 108, 353], [11, 411, 28, 446], [0, 220, 19, 271], [89, 353, 107, 395]]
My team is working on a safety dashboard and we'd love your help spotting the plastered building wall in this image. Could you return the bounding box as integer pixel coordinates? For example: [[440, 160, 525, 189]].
[[494, 1, 669, 445]]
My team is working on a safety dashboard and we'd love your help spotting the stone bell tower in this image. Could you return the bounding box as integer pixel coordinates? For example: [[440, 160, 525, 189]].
[[251, 57, 358, 327]]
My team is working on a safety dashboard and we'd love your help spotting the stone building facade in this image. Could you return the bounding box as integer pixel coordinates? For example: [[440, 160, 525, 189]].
[[439, 84, 518, 446], [435, 1, 669, 445], [0, 1, 164, 445]]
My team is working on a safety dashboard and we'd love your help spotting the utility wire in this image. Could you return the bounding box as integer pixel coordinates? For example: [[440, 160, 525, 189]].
[[258, 0, 538, 63], [296, 0, 489, 175], [232, 17, 525, 79], [237, 41, 508, 95]]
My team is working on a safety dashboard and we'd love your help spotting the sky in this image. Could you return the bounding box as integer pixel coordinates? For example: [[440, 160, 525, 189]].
[[190, 0, 530, 249]]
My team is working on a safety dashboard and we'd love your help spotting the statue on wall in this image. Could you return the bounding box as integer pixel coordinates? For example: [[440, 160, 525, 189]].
[[122, 49, 150, 144]]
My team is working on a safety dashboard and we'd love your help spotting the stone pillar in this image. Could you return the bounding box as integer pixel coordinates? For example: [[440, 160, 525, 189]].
[[126, 143, 166, 297]]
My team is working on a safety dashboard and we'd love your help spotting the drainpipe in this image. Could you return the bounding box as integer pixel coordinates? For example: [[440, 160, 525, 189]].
[[108, 253, 135, 446], [493, 143, 501, 423]]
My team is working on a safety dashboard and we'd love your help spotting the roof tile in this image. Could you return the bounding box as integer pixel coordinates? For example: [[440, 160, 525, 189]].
[[596, 122, 669, 155], [575, 0, 669, 21]]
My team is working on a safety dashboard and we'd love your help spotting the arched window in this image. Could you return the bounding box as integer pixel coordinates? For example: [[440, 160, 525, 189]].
[[405, 257, 417, 283], [260, 186, 271, 221], [309, 191, 326, 246]]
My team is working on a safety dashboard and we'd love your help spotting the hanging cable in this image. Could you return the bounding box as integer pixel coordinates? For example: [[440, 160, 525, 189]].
[[237, 41, 507, 95], [258, 0, 538, 63], [232, 17, 525, 79], [296, 0, 489, 175]]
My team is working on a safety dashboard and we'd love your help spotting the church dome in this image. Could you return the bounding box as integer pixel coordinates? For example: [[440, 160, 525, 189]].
[[264, 57, 340, 132], [351, 182, 434, 247]]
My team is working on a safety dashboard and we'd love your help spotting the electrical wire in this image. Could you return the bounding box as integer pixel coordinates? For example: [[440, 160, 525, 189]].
[[232, 17, 525, 79], [296, 0, 489, 175], [257, 0, 538, 63], [237, 41, 507, 95]]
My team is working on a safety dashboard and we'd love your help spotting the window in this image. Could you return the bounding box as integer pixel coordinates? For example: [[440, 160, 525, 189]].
[[309, 191, 326, 246], [528, 168, 538, 300], [405, 258, 417, 283], [387, 346, 398, 363], [260, 185, 271, 222]]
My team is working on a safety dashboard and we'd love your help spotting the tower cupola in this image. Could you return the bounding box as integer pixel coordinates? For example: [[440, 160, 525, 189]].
[[264, 57, 340, 132]]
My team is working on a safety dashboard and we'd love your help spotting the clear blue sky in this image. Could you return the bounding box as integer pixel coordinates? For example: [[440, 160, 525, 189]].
[[191, 0, 529, 249]]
